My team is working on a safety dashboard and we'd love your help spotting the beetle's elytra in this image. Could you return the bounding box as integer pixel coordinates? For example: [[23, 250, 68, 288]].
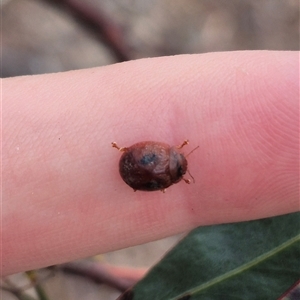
[[112, 140, 195, 192]]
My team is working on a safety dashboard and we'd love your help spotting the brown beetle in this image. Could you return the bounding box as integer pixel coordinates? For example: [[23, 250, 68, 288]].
[[112, 140, 197, 192]]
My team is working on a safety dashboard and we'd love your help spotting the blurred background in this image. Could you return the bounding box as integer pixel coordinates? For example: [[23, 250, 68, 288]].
[[2, 0, 299, 299], [2, 0, 299, 77]]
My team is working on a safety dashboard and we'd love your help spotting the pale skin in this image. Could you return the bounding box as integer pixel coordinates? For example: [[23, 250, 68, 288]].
[[2, 51, 299, 276]]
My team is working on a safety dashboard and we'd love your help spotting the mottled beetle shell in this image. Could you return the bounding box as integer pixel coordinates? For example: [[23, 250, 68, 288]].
[[118, 141, 188, 191]]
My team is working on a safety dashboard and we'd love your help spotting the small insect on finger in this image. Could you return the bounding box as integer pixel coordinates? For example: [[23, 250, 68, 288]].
[[112, 140, 198, 192]]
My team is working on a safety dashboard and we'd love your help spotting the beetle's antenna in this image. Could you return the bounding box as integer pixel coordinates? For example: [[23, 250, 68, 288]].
[[186, 145, 199, 157]]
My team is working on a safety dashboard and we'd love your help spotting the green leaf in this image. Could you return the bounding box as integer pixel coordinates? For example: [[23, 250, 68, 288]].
[[120, 212, 300, 300]]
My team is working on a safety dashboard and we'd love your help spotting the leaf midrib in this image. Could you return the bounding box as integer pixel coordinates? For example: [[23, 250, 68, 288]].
[[170, 234, 300, 300]]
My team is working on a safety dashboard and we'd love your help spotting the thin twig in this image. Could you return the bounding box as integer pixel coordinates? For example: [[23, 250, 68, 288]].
[[56, 261, 147, 292], [39, 0, 130, 62]]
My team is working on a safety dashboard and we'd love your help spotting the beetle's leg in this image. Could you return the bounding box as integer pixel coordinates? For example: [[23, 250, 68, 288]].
[[183, 178, 191, 184], [177, 140, 189, 149], [112, 142, 127, 152], [186, 170, 195, 183]]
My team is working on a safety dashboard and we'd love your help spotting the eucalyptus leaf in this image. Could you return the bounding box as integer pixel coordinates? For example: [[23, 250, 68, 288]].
[[119, 212, 300, 300]]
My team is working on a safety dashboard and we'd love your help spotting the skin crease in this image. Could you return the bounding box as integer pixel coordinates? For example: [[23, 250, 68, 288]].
[[2, 51, 299, 276]]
